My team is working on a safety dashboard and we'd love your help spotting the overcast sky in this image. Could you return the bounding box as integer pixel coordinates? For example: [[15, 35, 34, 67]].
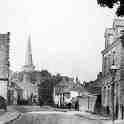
[[0, 0, 117, 81]]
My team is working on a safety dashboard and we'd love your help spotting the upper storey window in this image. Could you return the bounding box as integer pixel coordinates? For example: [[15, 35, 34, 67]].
[[104, 19, 124, 49], [108, 34, 114, 45], [104, 28, 114, 48], [113, 19, 124, 38]]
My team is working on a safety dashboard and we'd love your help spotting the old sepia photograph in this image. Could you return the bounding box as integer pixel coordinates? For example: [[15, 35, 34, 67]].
[[0, 0, 124, 124]]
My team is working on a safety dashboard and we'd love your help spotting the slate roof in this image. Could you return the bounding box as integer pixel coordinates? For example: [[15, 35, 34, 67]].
[[55, 77, 85, 95]]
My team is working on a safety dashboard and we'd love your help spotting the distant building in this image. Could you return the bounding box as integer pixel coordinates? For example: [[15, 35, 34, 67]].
[[0, 32, 10, 100], [53, 77, 82, 107], [101, 19, 124, 119]]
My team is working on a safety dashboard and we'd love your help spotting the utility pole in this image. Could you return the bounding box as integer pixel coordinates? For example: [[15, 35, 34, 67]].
[[111, 75, 115, 122], [110, 51, 119, 124]]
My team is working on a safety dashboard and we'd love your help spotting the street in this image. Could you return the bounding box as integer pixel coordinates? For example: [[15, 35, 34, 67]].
[[7, 105, 105, 124]]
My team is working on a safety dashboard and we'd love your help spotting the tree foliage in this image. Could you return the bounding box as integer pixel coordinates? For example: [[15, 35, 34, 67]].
[[97, 0, 124, 16], [38, 78, 54, 105], [38, 73, 63, 106], [40, 70, 51, 78]]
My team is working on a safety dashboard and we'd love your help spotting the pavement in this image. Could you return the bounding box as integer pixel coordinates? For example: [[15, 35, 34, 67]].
[[0, 106, 21, 124], [53, 107, 110, 120], [28, 110, 110, 120], [104, 120, 124, 124]]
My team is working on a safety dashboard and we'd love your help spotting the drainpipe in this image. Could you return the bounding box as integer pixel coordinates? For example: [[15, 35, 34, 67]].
[[88, 96, 90, 111]]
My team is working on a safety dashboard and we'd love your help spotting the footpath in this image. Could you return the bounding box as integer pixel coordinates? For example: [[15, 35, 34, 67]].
[[54, 107, 110, 120], [74, 110, 124, 124], [0, 106, 21, 124]]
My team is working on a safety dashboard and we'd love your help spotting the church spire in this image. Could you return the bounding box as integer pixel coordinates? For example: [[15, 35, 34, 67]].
[[23, 35, 35, 72], [25, 35, 33, 66]]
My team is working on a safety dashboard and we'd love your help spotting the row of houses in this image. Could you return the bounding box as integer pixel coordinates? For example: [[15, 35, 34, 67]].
[[52, 75, 101, 112]]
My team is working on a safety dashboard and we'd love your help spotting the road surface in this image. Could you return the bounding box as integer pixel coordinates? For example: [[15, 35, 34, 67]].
[[8, 105, 105, 124], [8, 112, 104, 124]]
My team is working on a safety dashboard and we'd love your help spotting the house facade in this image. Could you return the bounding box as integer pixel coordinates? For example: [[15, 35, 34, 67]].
[[53, 77, 80, 107], [0, 32, 10, 100], [101, 19, 124, 119]]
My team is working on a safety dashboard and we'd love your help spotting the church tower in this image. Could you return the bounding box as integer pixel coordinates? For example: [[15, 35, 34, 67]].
[[23, 36, 35, 83]]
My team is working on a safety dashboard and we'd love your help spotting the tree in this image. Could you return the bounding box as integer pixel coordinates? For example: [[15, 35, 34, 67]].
[[40, 70, 51, 78], [38, 78, 54, 106], [97, 0, 124, 17], [38, 73, 63, 106]]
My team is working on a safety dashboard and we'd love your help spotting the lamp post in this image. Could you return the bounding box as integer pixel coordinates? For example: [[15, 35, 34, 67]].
[[110, 63, 119, 123]]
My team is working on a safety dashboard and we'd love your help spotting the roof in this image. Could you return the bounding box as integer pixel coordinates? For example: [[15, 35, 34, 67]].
[[83, 80, 102, 96], [17, 82, 37, 90], [11, 81, 38, 93], [55, 77, 75, 87], [84, 86, 101, 96], [55, 78, 85, 94]]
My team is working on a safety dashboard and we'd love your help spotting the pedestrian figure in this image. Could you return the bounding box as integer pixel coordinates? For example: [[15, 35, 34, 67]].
[[75, 99, 79, 111], [68, 102, 72, 110], [39, 97, 43, 107], [121, 104, 124, 120]]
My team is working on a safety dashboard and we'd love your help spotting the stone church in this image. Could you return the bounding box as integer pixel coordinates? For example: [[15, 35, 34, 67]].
[[9, 36, 39, 104]]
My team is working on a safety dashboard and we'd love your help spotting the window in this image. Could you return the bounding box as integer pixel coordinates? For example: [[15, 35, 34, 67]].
[[108, 35, 114, 45], [104, 57, 107, 75]]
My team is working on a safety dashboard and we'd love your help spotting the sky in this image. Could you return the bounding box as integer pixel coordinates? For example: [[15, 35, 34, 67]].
[[0, 0, 117, 81]]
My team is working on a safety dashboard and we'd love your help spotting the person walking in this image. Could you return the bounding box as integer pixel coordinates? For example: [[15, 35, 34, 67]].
[[75, 98, 79, 111]]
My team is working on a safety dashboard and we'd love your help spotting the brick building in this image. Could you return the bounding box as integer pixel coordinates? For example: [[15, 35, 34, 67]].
[[101, 19, 124, 119], [0, 32, 10, 100]]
